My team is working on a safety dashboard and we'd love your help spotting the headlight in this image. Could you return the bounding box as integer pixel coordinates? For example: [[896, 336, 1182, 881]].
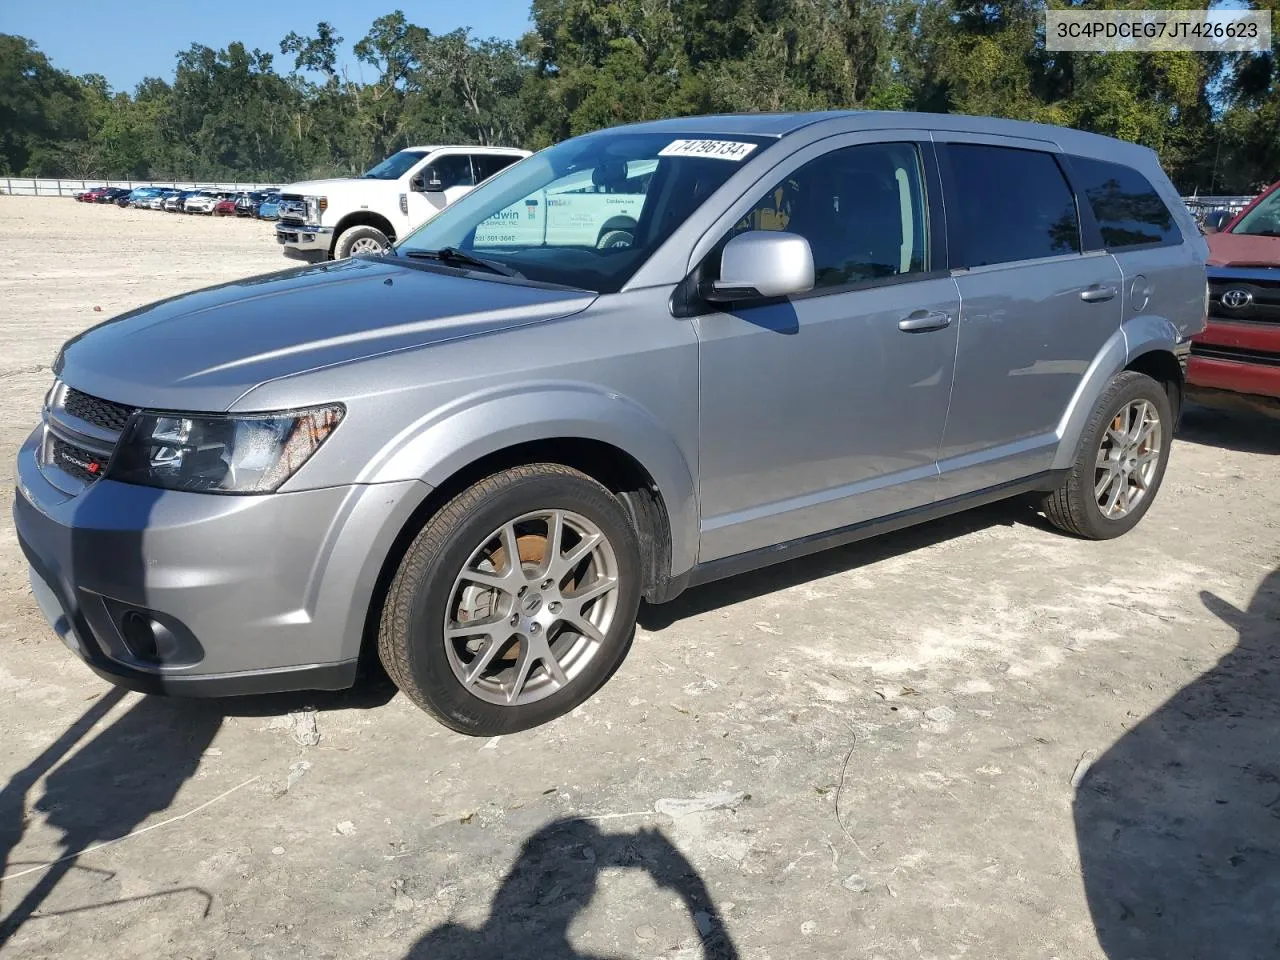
[[109, 404, 344, 494], [306, 196, 328, 222]]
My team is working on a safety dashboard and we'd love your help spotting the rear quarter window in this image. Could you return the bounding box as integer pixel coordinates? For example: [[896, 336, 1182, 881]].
[[1071, 156, 1182, 249]]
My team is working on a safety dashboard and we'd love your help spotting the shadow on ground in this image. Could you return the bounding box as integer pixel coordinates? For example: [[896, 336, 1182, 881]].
[[1178, 402, 1280, 455], [1075, 567, 1280, 959], [0, 679, 394, 948], [404, 817, 738, 960], [641, 498, 1034, 630]]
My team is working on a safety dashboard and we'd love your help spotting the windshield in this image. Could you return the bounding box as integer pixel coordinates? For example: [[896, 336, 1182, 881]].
[[1232, 187, 1280, 237], [397, 132, 773, 293], [361, 149, 429, 180]]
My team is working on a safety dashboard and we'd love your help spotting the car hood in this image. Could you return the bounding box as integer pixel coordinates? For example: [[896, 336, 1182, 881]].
[[56, 257, 596, 412], [1206, 231, 1280, 268], [280, 178, 380, 195]]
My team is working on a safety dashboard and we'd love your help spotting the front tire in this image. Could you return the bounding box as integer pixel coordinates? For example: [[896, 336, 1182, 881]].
[[335, 225, 391, 259], [1042, 371, 1173, 539], [377, 464, 642, 735]]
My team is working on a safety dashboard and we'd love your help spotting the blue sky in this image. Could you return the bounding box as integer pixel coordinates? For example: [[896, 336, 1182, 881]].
[[1, 0, 533, 93]]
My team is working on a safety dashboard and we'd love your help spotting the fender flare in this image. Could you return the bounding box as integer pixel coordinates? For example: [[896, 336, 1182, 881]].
[[1051, 315, 1180, 470], [356, 383, 699, 576]]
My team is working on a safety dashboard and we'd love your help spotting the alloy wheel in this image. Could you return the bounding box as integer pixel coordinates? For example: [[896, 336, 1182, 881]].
[[1094, 399, 1162, 520], [443, 509, 621, 706]]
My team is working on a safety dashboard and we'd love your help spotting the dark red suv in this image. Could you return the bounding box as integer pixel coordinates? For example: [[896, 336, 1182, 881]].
[[1193, 180, 1280, 412]]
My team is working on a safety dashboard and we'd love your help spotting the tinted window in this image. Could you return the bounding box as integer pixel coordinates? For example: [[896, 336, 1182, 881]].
[[361, 149, 429, 180], [473, 154, 522, 182], [733, 142, 929, 288], [946, 144, 1081, 267], [1073, 156, 1181, 248], [425, 154, 475, 190]]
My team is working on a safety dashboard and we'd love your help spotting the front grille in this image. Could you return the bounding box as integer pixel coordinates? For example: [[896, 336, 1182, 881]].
[[1208, 274, 1280, 325], [279, 195, 307, 224], [50, 435, 107, 483], [64, 388, 135, 433]]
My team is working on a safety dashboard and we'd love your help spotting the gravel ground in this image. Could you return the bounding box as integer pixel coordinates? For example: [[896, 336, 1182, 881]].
[[0, 196, 1277, 960]]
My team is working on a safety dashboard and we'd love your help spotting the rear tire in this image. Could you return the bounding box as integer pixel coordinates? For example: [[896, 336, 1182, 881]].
[[1042, 371, 1173, 539], [377, 464, 642, 735], [335, 225, 391, 260]]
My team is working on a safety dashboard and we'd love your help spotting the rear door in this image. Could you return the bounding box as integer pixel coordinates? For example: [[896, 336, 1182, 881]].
[[1069, 154, 1204, 349], [935, 137, 1124, 497]]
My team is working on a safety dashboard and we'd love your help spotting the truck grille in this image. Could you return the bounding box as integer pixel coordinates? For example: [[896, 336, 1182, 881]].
[[1208, 273, 1280, 325], [279, 194, 307, 225]]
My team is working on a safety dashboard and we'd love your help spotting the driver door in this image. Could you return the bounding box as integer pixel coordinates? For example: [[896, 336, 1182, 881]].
[[406, 153, 476, 230], [694, 136, 961, 562]]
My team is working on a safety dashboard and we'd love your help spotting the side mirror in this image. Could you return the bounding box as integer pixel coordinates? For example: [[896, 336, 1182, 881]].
[[704, 231, 815, 302], [1202, 209, 1232, 234]]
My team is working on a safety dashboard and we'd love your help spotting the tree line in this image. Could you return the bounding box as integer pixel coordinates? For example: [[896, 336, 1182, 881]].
[[1, 0, 1277, 194]]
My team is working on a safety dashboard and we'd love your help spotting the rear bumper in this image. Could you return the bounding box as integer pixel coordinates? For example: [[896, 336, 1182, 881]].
[[276, 222, 333, 262]]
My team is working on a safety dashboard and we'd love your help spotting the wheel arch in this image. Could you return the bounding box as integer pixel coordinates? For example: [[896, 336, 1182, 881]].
[[1052, 318, 1183, 471], [353, 389, 698, 665], [332, 211, 397, 256], [597, 216, 638, 241]]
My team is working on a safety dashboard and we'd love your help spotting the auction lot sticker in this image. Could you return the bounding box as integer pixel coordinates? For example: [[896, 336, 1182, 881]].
[[659, 140, 758, 162]]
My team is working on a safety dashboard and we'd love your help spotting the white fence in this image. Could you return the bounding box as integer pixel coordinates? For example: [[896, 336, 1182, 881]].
[[1, 178, 280, 197], [1182, 195, 1255, 222]]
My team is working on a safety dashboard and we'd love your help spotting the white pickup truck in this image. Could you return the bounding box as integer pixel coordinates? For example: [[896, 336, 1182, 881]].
[[275, 145, 531, 262], [471, 159, 657, 250]]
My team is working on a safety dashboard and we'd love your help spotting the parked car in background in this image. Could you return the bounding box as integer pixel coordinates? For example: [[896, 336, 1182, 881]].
[[164, 190, 198, 212], [71, 188, 96, 202], [275, 145, 530, 261], [143, 190, 176, 210], [182, 190, 225, 215], [236, 191, 271, 217], [214, 197, 239, 216], [18, 113, 1206, 735], [1190, 179, 1280, 413], [257, 195, 282, 220], [95, 188, 130, 204]]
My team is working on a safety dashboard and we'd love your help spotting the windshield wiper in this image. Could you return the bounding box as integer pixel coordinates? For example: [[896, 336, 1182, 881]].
[[402, 247, 524, 278]]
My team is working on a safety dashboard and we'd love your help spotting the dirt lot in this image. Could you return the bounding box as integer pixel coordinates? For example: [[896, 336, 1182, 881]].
[[0, 195, 1277, 960]]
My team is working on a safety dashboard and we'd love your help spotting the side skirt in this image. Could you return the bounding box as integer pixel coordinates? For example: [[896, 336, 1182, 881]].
[[653, 470, 1066, 602]]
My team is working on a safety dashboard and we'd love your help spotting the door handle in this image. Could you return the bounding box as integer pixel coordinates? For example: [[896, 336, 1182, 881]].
[[898, 310, 952, 333], [1080, 284, 1118, 303]]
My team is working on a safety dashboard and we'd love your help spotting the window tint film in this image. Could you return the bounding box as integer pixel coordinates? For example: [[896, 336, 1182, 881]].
[[946, 144, 1081, 267], [473, 154, 522, 182], [1072, 156, 1182, 248], [734, 142, 929, 288], [427, 154, 475, 189]]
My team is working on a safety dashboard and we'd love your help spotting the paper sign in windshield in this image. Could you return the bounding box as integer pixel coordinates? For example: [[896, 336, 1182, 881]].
[[658, 139, 758, 162]]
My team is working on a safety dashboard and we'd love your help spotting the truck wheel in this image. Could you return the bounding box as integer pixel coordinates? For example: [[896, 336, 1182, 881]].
[[596, 229, 634, 249], [377, 464, 642, 735], [335, 225, 391, 259], [1042, 371, 1173, 540]]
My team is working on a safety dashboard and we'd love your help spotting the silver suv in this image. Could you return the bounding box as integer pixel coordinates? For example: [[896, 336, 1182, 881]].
[[15, 112, 1207, 735]]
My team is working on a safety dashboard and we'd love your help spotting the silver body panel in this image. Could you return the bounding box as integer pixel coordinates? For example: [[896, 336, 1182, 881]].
[[14, 111, 1207, 693]]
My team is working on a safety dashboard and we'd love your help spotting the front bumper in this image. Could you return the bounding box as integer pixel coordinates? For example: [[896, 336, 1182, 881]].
[[276, 222, 333, 262], [14, 428, 426, 697]]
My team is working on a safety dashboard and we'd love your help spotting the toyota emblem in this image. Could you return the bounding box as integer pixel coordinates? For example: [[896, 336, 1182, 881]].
[[1221, 288, 1253, 309]]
